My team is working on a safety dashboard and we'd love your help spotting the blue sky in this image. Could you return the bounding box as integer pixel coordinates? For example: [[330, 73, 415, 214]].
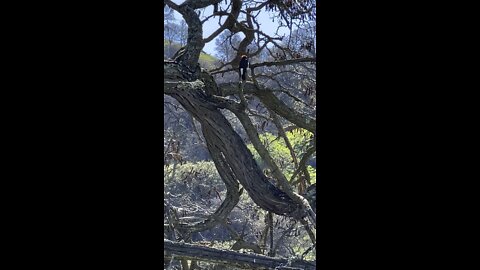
[[168, 1, 291, 56]]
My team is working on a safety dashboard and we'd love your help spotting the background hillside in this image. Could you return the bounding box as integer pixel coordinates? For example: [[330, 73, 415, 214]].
[[164, 40, 218, 69]]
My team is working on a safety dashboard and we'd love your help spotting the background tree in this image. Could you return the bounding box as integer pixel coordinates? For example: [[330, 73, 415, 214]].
[[164, 1, 316, 269]]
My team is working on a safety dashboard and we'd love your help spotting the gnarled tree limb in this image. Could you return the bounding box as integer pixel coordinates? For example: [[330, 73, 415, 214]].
[[164, 65, 306, 219]]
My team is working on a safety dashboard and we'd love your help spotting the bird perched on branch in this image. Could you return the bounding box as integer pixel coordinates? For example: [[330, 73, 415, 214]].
[[239, 55, 249, 82]]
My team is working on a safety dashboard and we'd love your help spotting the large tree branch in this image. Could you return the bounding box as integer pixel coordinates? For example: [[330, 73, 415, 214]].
[[231, 108, 316, 227], [219, 78, 316, 228], [218, 82, 316, 133], [250, 57, 316, 69], [176, 133, 242, 234], [211, 57, 315, 75], [165, 0, 204, 69], [164, 62, 315, 225], [234, 110, 291, 191], [164, 239, 316, 270], [164, 65, 306, 219]]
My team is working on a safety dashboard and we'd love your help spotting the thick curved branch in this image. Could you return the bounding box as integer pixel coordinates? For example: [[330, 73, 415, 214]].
[[234, 110, 291, 191], [231, 108, 316, 226], [176, 132, 242, 233], [164, 65, 306, 219], [165, 64, 315, 232], [165, 0, 204, 68]]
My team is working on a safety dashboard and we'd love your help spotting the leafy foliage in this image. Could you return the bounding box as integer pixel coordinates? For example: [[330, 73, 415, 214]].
[[247, 129, 316, 185]]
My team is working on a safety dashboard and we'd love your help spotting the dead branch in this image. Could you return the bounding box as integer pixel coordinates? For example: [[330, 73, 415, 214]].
[[164, 239, 316, 270]]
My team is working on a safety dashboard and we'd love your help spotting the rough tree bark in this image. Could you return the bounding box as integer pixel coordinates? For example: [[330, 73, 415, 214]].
[[164, 76, 305, 219]]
